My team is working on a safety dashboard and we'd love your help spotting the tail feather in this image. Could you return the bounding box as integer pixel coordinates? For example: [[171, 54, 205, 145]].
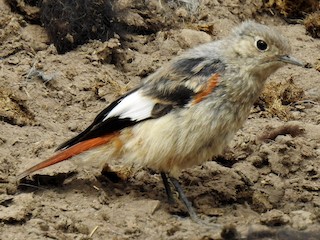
[[17, 133, 118, 180]]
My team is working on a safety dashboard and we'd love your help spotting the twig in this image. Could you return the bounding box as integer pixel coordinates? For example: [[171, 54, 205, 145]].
[[89, 226, 99, 237]]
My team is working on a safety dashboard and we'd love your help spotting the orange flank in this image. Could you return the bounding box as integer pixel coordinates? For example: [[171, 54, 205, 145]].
[[17, 133, 119, 180], [192, 73, 219, 104]]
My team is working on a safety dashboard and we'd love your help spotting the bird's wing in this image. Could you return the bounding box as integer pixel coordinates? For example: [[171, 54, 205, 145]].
[[57, 56, 226, 150]]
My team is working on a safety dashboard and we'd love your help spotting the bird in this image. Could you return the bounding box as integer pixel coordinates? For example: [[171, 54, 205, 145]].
[[17, 20, 303, 222]]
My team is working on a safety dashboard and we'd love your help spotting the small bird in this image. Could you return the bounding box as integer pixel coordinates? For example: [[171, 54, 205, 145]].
[[18, 21, 303, 221]]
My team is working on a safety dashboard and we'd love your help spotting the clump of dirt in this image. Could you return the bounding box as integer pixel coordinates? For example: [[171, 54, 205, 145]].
[[304, 12, 320, 38], [0, 9, 24, 58], [0, 88, 35, 126], [115, 0, 182, 33], [258, 124, 305, 142], [5, 0, 40, 22], [101, 164, 133, 182], [263, 0, 319, 19], [256, 78, 305, 120], [315, 59, 320, 72]]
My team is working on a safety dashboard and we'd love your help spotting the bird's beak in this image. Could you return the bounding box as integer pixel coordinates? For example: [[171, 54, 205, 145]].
[[279, 55, 304, 67]]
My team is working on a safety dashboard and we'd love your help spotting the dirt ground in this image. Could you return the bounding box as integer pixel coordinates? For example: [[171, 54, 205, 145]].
[[0, 0, 320, 239]]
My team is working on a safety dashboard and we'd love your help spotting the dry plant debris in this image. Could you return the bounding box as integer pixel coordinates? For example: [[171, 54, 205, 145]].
[[0, 88, 35, 126], [263, 0, 319, 19], [256, 78, 305, 120], [304, 12, 320, 38]]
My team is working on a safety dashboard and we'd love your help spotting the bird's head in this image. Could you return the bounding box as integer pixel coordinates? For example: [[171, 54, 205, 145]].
[[227, 21, 303, 78]]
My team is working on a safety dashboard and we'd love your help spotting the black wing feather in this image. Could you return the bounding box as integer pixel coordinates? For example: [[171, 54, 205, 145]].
[[56, 88, 140, 151]]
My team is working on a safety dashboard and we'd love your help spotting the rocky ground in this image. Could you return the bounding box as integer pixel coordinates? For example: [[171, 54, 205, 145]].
[[0, 0, 320, 239]]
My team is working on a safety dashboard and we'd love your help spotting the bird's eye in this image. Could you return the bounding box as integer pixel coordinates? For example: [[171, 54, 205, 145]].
[[256, 39, 268, 51]]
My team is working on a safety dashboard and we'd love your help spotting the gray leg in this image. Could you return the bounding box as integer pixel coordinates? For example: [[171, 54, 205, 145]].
[[169, 176, 200, 222], [161, 172, 174, 204], [163, 174, 221, 229]]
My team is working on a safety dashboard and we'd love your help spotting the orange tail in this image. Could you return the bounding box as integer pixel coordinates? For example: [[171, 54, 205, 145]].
[[17, 133, 118, 180]]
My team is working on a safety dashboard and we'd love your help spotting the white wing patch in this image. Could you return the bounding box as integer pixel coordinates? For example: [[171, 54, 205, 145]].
[[104, 91, 155, 121]]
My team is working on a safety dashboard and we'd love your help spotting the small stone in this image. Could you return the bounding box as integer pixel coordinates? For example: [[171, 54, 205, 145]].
[[260, 209, 290, 226], [291, 111, 302, 120], [0, 193, 34, 223], [177, 29, 212, 48], [6, 182, 18, 195], [139, 199, 161, 215], [290, 210, 314, 230], [121, 199, 161, 215]]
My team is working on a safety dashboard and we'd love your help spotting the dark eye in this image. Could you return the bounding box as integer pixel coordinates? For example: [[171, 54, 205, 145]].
[[256, 39, 268, 51]]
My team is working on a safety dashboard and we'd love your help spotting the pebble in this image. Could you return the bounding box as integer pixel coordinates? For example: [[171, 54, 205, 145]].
[[290, 210, 314, 230], [178, 29, 212, 48], [260, 209, 290, 226], [0, 193, 34, 223]]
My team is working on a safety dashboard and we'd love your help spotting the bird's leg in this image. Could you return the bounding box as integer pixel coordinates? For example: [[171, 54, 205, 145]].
[[161, 172, 175, 204], [169, 176, 200, 222], [163, 174, 221, 228]]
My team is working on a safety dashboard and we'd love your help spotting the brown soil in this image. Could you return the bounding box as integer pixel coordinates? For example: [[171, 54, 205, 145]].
[[1, 0, 320, 239]]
